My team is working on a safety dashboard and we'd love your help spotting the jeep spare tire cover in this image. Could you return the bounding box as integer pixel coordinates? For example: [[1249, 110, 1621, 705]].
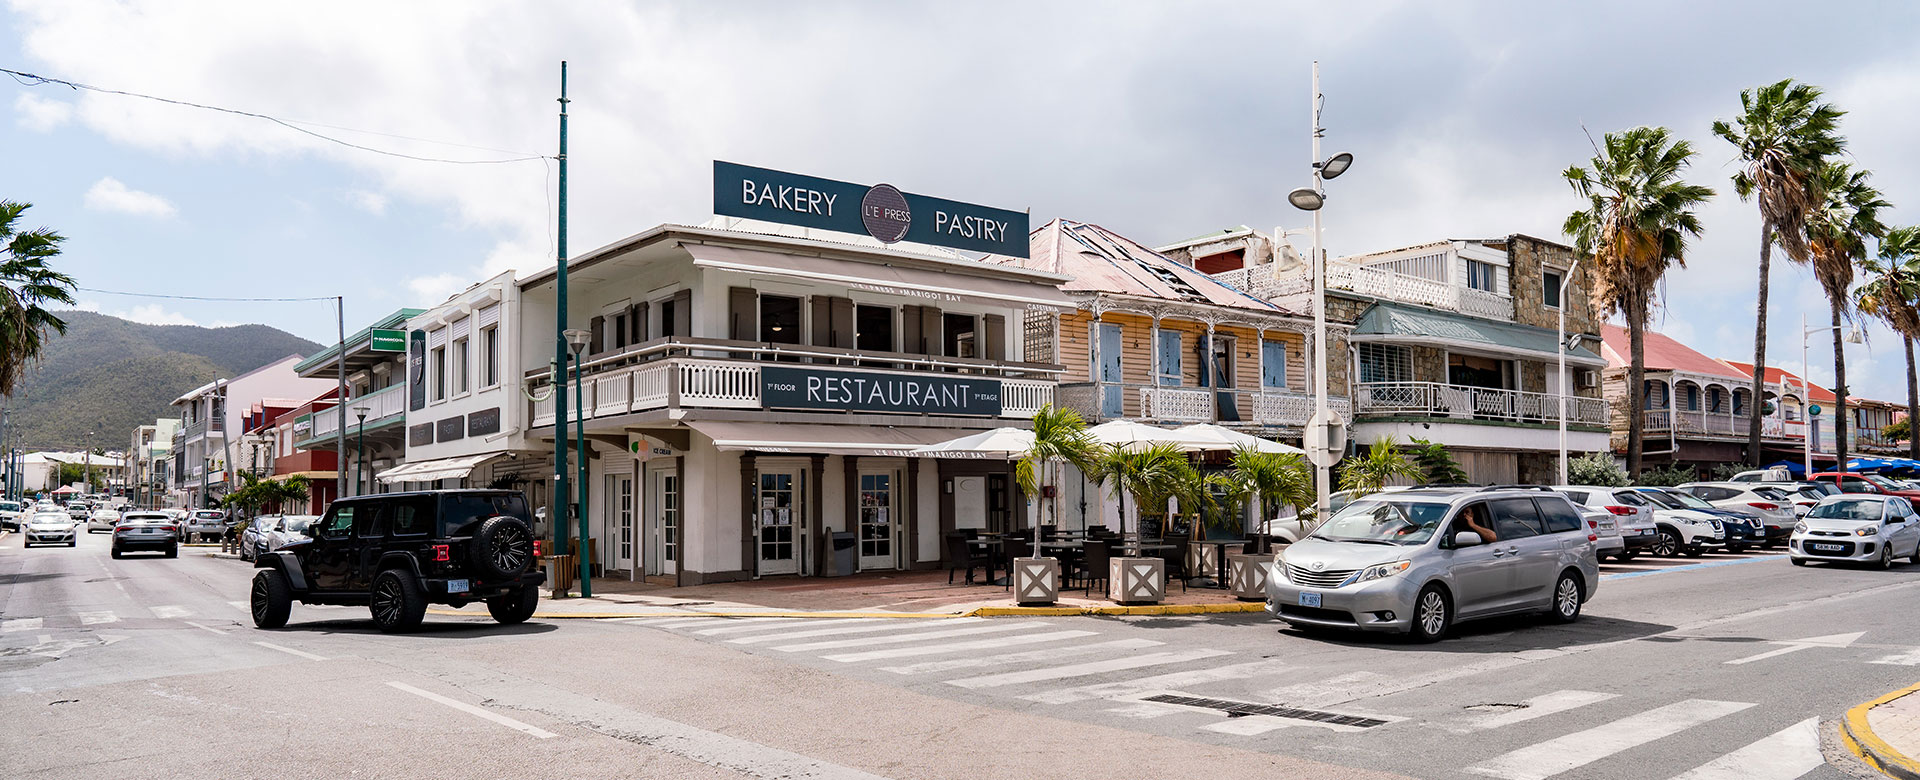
[[470, 515, 535, 579]]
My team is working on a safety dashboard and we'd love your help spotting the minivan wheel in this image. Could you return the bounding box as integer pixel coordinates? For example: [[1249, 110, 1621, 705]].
[[1652, 529, 1680, 557], [369, 570, 426, 633], [1410, 585, 1450, 643], [1549, 573, 1583, 623], [487, 586, 539, 625], [251, 569, 292, 629]]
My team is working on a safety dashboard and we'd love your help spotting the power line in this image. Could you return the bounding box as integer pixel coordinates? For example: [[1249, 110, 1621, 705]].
[[3, 67, 551, 165], [75, 286, 338, 303]]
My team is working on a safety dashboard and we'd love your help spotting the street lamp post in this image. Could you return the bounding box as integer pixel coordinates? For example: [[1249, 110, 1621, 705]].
[[1556, 256, 1586, 484], [1285, 61, 1354, 516], [563, 328, 591, 598], [352, 405, 370, 497], [1801, 313, 1865, 474]]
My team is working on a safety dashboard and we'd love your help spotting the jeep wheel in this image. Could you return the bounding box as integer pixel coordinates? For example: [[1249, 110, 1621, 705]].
[[487, 586, 540, 625], [469, 516, 536, 580], [369, 570, 426, 633], [251, 569, 292, 629]]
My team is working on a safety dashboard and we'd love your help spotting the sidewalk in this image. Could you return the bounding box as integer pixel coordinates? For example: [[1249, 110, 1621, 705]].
[[1844, 681, 1920, 780], [426, 568, 1266, 620]]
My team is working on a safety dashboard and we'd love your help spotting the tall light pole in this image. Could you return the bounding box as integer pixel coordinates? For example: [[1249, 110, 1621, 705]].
[[352, 405, 370, 497], [1802, 313, 1864, 474], [564, 327, 591, 598], [553, 60, 575, 576], [1556, 257, 1586, 484], [1286, 61, 1354, 516]]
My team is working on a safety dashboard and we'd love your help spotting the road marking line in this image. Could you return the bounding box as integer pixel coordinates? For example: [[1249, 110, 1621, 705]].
[[1872, 648, 1920, 666], [738, 618, 971, 646], [227, 601, 250, 612], [149, 605, 191, 619], [1452, 690, 1619, 732], [774, 622, 1037, 652], [825, 630, 1097, 663], [78, 611, 118, 625], [184, 621, 228, 635], [1465, 699, 1756, 780], [1724, 644, 1814, 665], [1104, 702, 1184, 719], [1669, 717, 1822, 780], [1602, 555, 1780, 581], [253, 641, 327, 661], [2, 618, 42, 632], [689, 618, 811, 635], [1725, 632, 1862, 665], [1020, 659, 1292, 704], [946, 649, 1233, 690], [386, 681, 557, 739], [880, 638, 1163, 675], [1199, 716, 1294, 735]]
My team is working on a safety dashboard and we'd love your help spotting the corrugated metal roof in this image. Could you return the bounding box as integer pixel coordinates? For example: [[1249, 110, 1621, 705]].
[[1357, 303, 1604, 363], [1600, 324, 1748, 380], [987, 219, 1290, 313]]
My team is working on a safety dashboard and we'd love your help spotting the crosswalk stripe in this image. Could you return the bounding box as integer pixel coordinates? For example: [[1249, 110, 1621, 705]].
[[1453, 690, 1618, 732], [690, 618, 811, 635], [880, 638, 1164, 675], [946, 648, 1233, 690], [676, 616, 791, 632], [1199, 716, 1293, 735], [1465, 699, 1756, 780], [824, 630, 1097, 663], [1874, 648, 1920, 666], [1668, 717, 1822, 780], [773, 622, 1039, 652], [149, 605, 192, 619], [78, 611, 119, 625], [730, 618, 954, 645], [1020, 659, 1291, 704], [2, 618, 43, 632], [1104, 702, 1185, 720]]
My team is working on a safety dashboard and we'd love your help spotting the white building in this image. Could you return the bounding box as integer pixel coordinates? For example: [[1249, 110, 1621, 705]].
[[170, 355, 333, 508]]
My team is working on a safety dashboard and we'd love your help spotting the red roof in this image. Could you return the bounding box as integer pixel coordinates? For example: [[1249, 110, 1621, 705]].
[[1599, 324, 1746, 381], [1718, 360, 1836, 403]]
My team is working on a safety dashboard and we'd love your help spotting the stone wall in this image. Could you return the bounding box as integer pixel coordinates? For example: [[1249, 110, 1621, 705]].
[[1412, 346, 1447, 384]]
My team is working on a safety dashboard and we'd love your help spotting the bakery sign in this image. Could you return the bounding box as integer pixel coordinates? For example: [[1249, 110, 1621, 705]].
[[713, 161, 1029, 258], [760, 366, 1002, 416]]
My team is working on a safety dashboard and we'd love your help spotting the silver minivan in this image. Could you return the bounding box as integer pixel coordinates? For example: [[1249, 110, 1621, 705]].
[[1266, 487, 1601, 642]]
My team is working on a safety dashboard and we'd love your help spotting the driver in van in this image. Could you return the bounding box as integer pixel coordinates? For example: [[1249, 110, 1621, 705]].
[[1454, 505, 1498, 543]]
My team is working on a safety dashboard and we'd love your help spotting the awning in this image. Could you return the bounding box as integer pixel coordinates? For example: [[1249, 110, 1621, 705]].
[[688, 421, 995, 457], [270, 470, 338, 482], [683, 243, 1075, 310], [376, 454, 496, 484], [1352, 303, 1607, 366]]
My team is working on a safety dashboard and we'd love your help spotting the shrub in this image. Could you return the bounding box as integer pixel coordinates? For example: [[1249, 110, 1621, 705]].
[[1567, 452, 1629, 487], [1408, 438, 1470, 485], [1636, 464, 1700, 487]]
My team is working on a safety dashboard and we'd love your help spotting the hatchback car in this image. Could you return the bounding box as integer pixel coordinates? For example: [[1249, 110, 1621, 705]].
[[1790, 495, 1920, 569], [112, 512, 179, 558], [0, 500, 23, 531], [1554, 486, 1659, 561], [1266, 487, 1599, 642], [86, 509, 120, 534], [1676, 483, 1796, 546], [23, 512, 76, 547]]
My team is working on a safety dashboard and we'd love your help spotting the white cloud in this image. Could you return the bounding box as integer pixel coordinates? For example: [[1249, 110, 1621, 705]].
[[13, 92, 72, 131], [111, 303, 200, 326], [406, 272, 468, 305], [345, 190, 388, 216], [82, 177, 176, 218]]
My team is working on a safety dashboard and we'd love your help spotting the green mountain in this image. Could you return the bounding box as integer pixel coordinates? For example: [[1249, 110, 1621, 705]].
[[4, 311, 322, 450]]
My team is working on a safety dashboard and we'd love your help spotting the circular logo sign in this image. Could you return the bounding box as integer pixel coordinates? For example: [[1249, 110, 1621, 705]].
[[1808, 404, 1822, 416], [861, 183, 911, 244]]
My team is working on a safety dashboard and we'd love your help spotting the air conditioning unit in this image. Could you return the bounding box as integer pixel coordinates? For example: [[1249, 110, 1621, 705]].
[[1575, 370, 1599, 389]]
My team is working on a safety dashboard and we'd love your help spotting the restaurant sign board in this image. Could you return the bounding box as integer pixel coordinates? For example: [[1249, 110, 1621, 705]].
[[760, 366, 1002, 417], [713, 161, 1029, 258]]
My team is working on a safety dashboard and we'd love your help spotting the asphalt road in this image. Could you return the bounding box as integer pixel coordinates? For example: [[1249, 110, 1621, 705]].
[[1, 525, 1912, 780]]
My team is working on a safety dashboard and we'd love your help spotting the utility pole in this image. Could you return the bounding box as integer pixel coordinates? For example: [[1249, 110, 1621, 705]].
[[553, 61, 577, 589], [336, 296, 348, 503]]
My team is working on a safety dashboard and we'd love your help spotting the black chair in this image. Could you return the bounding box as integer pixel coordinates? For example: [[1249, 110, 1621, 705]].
[[1162, 539, 1192, 593], [1002, 537, 1033, 590], [945, 533, 990, 585], [1081, 539, 1112, 596], [1040, 525, 1061, 541]]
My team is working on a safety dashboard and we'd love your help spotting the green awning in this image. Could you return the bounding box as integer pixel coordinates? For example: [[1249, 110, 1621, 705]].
[[1352, 303, 1605, 365]]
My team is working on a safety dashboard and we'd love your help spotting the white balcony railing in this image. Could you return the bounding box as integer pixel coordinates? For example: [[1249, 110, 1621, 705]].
[[1355, 382, 1607, 426], [1060, 382, 1348, 429], [1140, 387, 1212, 422], [308, 383, 406, 441], [1212, 263, 1515, 321], [1644, 409, 1806, 440]]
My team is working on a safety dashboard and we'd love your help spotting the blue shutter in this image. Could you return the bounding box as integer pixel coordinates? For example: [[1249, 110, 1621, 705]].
[[1261, 340, 1287, 388], [1157, 330, 1182, 386]]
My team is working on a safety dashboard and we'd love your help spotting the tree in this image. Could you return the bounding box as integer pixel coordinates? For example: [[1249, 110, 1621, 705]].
[[1011, 404, 1101, 550], [1093, 442, 1185, 537], [1564, 126, 1714, 476], [0, 201, 77, 397], [1407, 438, 1468, 485], [221, 471, 310, 519], [1231, 446, 1315, 543], [1803, 161, 1890, 473], [1711, 80, 1846, 464], [1636, 464, 1699, 487], [1567, 452, 1630, 487], [1336, 437, 1422, 497], [1885, 418, 1911, 444], [54, 462, 102, 490], [1857, 226, 1920, 460]]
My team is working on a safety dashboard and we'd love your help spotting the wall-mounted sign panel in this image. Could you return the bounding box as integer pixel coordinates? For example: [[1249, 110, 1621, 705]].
[[408, 330, 427, 411], [713, 161, 1029, 258], [370, 328, 407, 352], [760, 366, 1002, 417]]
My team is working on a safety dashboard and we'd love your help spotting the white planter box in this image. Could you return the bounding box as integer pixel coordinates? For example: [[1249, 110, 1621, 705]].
[[1013, 557, 1060, 606], [1227, 553, 1271, 602], [1109, 556, 1165, 604]]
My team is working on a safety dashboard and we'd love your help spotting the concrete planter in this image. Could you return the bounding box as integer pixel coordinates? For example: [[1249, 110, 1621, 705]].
[[1109, 556, 1166, 605], [1013, 557, 1061, 606], [1227, 553, 1271, 601], [1188, 542, 1223, 582]]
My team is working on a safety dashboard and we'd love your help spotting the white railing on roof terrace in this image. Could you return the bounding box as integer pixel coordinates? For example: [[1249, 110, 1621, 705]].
[[1356, 382, 1606, 425], [1211, 254, 1516, 321]]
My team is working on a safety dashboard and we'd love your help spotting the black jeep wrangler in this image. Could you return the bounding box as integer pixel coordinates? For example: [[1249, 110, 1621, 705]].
[[248, 489, 544, 633]]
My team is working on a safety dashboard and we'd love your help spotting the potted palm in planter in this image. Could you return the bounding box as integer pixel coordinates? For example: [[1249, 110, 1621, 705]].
[[1226, 447, 1313, 599], [1010, 405, 1099, 606], [1096, 442, 1184, 604]]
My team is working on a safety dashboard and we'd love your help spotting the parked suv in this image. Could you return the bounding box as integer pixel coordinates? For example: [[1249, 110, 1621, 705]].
[[1627, 487, 1763, 553], [1675, 482, 1796, 546], [1266, 486, 1600, 642], [1554, 486, 1659, 561], [249, 490, 544, 633], [182, 509, 227, 542]]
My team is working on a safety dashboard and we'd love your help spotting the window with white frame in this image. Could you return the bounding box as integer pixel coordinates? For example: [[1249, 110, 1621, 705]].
[[1543, 269, 1563, 308], [1356, 343, 1413, 384], [480, 325, 499, 388], [1466, 259, 1498, 292], [452, 336, 470, 395], [432, 346, 448, 401]]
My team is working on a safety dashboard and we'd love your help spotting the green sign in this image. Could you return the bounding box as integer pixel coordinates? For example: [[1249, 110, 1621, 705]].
[[1808, 404, 1822, 416], [369, 328, 406, 352]]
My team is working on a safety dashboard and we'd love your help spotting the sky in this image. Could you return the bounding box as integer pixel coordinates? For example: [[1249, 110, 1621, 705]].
[[3, 1, 1918, 403]]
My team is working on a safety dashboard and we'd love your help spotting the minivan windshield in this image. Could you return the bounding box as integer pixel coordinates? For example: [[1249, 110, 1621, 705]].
[[1310, 500, 1451, 545], [1809, 498, 1883, 522]]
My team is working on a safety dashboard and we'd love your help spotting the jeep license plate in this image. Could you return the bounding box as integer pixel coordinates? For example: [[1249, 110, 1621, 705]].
[[447, 579, 470, 594], [1298, 592, 1322, 608]]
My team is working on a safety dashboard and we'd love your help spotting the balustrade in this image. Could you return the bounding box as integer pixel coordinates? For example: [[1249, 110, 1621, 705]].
[[1356, 382, 1606, 425]]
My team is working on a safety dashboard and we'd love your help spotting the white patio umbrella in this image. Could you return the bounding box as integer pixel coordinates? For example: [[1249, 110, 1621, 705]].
[[1085, 419, 1220, 451], [909, 427, 1034, 458], [1174, 423, 1305, 454]]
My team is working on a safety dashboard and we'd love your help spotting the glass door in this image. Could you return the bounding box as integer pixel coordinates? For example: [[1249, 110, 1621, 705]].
[[858, 471, 894, 571], [646, 470, 678, 576], [614, 475, 634, 574], [758, 470, 800, 576]]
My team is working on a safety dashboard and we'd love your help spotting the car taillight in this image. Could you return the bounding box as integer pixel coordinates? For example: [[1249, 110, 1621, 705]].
[[1748, 502, 1779, 511], [432, 544, 450, 563], [533, 539, 543, 558], [1588, 534, 1599, 542], [1587, 519, 1598, 529], [1605, 506, 1635, 516]]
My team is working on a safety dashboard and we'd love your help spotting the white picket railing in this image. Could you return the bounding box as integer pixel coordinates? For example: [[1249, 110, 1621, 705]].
[[677, 360, 759, 408], [310, 384, 406, 440], [1356, 381, 1607, 425], [1646, 410, 1806, 440], [1139, 387, 1212, 422], [1213, 262, 1515, 321], [1002, 380, 1054, 417], [1250, 391, 1350, 427]]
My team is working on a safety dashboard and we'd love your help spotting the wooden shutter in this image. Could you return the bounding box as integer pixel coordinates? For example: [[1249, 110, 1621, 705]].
[[631, 302, 648, 343], [830, 297, 854, 349], [728, 287, 756, 341], [672, 289, 692, 336], [589, 315, 605, 354], [982, 314, 1006, 361], [901, 305, 922, 355], [1261, 340, 1287, 388], [920, 307, 943, 355], [810, 296, 832, 347]]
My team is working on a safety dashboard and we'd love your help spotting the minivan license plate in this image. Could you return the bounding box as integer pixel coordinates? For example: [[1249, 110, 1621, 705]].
[[1298, 592, 1322, 608], [447, 579, 470, 593]]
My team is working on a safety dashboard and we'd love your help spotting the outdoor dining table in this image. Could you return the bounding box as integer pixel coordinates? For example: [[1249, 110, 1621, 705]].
[[1192, 538, 1249, 589], [1119, 542, 1176, 556], [965, 537, 1008, 585]]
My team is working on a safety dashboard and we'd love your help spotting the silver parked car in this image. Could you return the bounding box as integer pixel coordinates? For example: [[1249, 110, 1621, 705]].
[[1267, 487, 1600, 642], [256, 514, 318, 558], [1790, 495, 1920, 568], [1554, 486, 1660, 561], [24, 511, 77, 547]]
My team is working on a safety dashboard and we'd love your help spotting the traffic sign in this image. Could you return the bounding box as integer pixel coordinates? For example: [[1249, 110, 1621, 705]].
[[1304, 409, 1347, 468]]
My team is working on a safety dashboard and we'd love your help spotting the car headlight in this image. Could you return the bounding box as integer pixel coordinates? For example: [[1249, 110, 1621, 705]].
[[1354, 560, 1412, 584], [1794, 522, 1807, 534], [1855, 527, 1877, 537]]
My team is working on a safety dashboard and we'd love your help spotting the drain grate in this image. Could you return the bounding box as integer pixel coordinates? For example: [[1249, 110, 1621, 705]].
[[1141, 694, 1389, 728]]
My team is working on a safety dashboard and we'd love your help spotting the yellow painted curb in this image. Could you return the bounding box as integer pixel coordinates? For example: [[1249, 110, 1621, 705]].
[[423, 608, 967, 620], [422, 601, 1266, 620], [1843, 680, 1920, 780], [969, 602, 1266, 617]]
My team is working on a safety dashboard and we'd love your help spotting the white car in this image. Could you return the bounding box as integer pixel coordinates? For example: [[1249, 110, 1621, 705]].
[[1619, 490, 1726, 557], [24, 511, 76, 547], [0, 499, 23, 531], [258, 514, 319, 556], [86, 509, 120, 533], [1790, 495, 1920, 569], [1677, 482, 1798, 547], [1730, 468, 1796, 483], [1554, 486, 1659, 561]]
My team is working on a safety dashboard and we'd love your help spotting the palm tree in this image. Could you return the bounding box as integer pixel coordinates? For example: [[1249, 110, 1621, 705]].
[[1857, 227, 1920, 460], [1011, 404, 1101, 550], [1336, 438, 1423, 497], [1563, 126, 1714, 476], [1712, 80, 1846, 463], [1230, 447, 1314, 548], [1804, 162, 1890, 472], [0, 201, 76, 397], [1093, 442, 1185, 537]]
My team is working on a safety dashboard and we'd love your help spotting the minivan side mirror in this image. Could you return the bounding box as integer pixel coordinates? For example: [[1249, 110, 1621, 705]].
[[1454, 531, 1484, 547]]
